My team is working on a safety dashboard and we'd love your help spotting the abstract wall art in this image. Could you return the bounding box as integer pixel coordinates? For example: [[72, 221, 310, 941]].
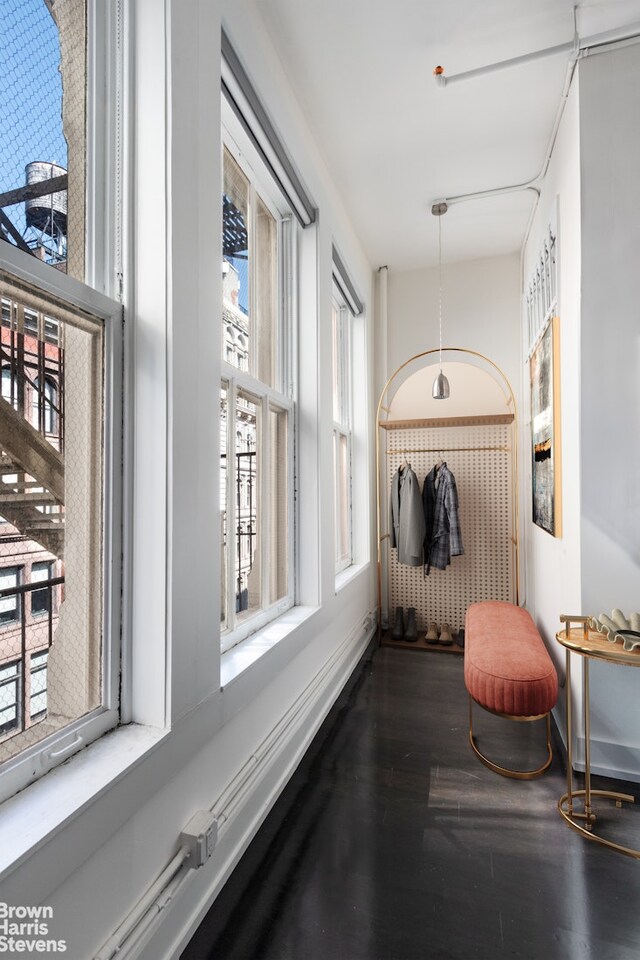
[[530, 316, 561, 536]]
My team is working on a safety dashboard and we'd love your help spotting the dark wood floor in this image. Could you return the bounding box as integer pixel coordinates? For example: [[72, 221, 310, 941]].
[[182, 642, 640, 960]]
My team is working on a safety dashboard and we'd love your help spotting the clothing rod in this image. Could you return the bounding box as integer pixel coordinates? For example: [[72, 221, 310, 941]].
[[387, 446, 509, 454]]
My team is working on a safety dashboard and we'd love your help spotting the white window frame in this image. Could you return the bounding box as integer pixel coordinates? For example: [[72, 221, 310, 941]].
[[220, 120, 296, 654], [30, 561, 54, 619], [0, 660, 20, 737], [0, 565, 22, 627], [0, 243, 123, 805], [29, 649, 49, 720], [332, 287, 354, 574]]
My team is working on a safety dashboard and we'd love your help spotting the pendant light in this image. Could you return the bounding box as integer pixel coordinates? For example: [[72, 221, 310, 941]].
[[432, 201, 450, 400]]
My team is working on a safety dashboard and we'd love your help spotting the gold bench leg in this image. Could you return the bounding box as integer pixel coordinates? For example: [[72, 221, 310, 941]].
[[468, 695, 553, 780]]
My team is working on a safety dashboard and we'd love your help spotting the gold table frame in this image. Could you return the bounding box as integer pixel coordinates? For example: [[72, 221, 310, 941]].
[[556, 614, 640, 859]]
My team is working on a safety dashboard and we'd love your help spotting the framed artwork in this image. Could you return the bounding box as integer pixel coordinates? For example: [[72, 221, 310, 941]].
[[530, 316, 561, 536]]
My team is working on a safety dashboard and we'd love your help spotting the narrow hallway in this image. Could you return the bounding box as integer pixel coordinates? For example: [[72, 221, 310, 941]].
[[182, 645, 640, 960]]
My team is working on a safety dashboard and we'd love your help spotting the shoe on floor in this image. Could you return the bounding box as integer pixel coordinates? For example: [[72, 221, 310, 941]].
[[405, 607, 418, 642], [391, 606, 404, 641], [425, 621, 438, 643]]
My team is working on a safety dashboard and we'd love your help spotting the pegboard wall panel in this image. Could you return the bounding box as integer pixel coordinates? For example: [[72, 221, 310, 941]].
[[386, 423, 515, 633]]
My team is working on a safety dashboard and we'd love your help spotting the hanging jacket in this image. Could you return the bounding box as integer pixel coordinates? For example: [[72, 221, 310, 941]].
[[422, 463, 464, 572], [390, 464, 426, 566]]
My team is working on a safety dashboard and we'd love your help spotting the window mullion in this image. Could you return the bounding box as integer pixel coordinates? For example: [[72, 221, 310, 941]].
[[279, 215, 293, 396], [345, 308, 353, 430], [276, 217, 284, 393], [248, 182, 257, 376], [261, 394, 271, 607], [221, 361, 292, 413], [333, 429, 340, 565], [341, 306, 350, 427], [287, 404, 295, 602], [347, 430, 353, 561], [338, 307, 343, 423], [227, 378, 238, 634]]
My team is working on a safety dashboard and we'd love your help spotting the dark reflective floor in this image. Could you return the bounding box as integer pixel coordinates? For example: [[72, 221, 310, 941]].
[[182, 644, 640, 960]]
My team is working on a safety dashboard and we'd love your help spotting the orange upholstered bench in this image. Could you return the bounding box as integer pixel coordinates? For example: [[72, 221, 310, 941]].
[[464, 600, 558, 779]]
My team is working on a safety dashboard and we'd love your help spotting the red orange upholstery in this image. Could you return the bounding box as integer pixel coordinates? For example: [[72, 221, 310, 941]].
[[465, 601, 558, 717]]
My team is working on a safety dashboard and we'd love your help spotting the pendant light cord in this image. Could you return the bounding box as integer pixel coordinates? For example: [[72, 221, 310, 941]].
[[438, 213, 443, 369]]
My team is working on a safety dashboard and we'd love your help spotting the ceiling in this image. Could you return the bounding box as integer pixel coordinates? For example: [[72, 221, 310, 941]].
[[253, 0, 640, 272]]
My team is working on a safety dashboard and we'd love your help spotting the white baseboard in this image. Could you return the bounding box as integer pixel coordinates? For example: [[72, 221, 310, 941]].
[[571, 738, 640, 784], [552, 707, 640, 783]]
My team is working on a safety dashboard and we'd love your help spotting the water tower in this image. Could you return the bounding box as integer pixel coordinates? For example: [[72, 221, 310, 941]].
[[24, 161, 67, 264]]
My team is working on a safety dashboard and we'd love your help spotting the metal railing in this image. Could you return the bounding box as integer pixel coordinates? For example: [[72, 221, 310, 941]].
[[221, 449, 257, 612]]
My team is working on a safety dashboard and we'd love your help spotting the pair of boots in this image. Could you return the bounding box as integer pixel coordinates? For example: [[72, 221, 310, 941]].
[[425, 622, 453, 645], [391, 606, 418, 642]]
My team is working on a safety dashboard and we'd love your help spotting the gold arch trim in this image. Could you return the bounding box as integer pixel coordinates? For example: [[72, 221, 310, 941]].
[[375, 347, 520, 636]]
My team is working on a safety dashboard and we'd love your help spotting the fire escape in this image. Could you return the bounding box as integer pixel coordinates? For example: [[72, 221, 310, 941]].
[[0, 312, 64, 560], [0, 162, 67, 560]]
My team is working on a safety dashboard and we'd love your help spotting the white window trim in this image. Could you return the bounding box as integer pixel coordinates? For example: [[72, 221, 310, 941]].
[[220, 120, 297, 654], [221, 29, 316, 228], [0, 242, 123, 805], [332, 291, 354, 575], [86, 0, 125, 299], [333, 424, 353, 575], [220, 364, 296, 654]]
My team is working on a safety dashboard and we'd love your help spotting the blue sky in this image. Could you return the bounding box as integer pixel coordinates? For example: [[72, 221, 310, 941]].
[[0, 0, 66, 233]]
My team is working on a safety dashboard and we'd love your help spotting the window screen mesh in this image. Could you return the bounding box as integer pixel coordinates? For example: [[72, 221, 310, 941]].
[[0, 272, 104, 764], [0, 0, 87, 279]]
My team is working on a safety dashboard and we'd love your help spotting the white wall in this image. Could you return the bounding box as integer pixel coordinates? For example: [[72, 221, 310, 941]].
[[0, 1, 379, 957], [521, 76, 583, 733], [388, 362, 513, 419], [578, 42, 640, 778], [386, 253, 521, 394], [523, 44, 640, 782]]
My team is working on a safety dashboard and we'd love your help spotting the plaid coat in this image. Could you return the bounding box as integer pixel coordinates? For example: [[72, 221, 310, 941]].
[[390, 464, 426, 566], [422, 463, 464, 573]]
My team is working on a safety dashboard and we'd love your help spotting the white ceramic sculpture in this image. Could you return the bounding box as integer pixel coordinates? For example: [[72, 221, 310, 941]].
[[589, 610, 640, 652]]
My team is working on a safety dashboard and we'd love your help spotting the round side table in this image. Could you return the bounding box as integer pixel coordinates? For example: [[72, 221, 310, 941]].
[[556, 614, 640, 859]]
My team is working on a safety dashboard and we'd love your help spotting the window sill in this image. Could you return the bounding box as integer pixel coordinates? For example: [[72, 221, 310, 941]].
[[221, 604, 320, 689], [335, 561, 369, 594], [0, 722, 166, 881]]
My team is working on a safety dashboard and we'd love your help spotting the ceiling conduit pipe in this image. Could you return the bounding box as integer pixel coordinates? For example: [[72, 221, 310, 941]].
[[431, 12, 640, 216], [433, 40, 575, 88]]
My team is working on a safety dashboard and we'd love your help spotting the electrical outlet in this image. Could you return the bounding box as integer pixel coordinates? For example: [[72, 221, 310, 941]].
[[180, 810, 218, 868]]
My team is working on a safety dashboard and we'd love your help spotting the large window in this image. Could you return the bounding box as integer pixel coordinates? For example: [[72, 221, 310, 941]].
[[220, 140, 294, 650], [332, 288, 353, 572], [0, 265, 121, 802], [0, 0, 123, 804], [0, 660, 20, 736], [30, 649, 48, 720], [30, 561, 54, 618], [0, 566, 21, 627]]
